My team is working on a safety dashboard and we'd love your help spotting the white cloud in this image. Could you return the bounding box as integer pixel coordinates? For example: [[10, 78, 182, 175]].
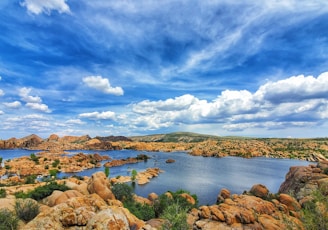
[[65, 119, 85, 125], [127, 72, 328, 132], [0, 89, 4, 96], [26, 103, 51, 113], [0, 110, 4, 115], [83, 76, 124, 96], [79, 111, 116, 120], [19, 87, 42, 103], [3, 101, 22, 109], [255, 72, 328, 103], [20, 0, 70, 15], [18, 87, 51, 113]]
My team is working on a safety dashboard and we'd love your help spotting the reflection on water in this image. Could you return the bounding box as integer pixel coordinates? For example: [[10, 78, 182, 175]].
[[0, 149, 309, 205]]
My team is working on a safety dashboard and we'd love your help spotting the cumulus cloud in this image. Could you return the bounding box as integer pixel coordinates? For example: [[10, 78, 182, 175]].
[[83, 76, 124, 96], [0, 89, 4, 96], [255, 72, 328, 103], [19, 87, 51, 113], [26, 103, 51, 113], [79, 111, 116, 120], [19, 87, 42, 103], [3, 101, 22, 109], [20, 0, 70, 15], [128, 72, 328, 131], [0, 110, 4, 115]]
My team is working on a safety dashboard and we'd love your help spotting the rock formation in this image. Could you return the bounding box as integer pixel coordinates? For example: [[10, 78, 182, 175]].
[[87, 171, 115, 201]]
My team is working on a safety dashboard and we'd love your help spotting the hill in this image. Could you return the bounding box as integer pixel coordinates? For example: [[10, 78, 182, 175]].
[[129, 132, 220, 142]]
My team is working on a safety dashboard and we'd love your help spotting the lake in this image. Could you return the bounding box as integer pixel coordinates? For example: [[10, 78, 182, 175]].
[[0, 149, 310, 205]]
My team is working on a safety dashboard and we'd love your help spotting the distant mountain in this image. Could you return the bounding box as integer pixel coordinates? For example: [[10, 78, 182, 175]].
[[129, 132, 220, 142]]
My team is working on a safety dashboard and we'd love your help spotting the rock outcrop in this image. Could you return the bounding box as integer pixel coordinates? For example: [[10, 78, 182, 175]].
[[87, 171, 115, 201], [189, 187, 304, 230], [279, 163, 328, 201]]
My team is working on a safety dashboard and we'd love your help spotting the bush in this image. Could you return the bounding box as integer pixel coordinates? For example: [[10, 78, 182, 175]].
[[30, 153, 39, 164], [111, 183, 134, 201], [301, 187, 328, 230], [0, 188, 6, 198], [124, 200, 155, 221], [0, 208, 19, 230], [52, 159, 60, 168], [14, 182, 70, 201], [15, 199, 39, 222], [160, 203, 189, 230], [25, 175, 37, 184]]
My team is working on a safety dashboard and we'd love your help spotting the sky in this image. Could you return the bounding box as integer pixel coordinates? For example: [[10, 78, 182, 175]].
[[1, 0, 328, 139]]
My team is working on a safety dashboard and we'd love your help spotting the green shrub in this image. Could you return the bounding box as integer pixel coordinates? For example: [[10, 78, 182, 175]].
[[131, 169, 137, 181], [0, 188, 6, 198], [160, 203, 189, 230], [111, 183, 133, 201], [301, 187, 328, 230], [124, 200, 155, 221], [15, 199, 39, 222], [0, 208, 19, 230], [14, 182, 69, 201], [30, 153, 39, 164], [104, 167, 110, 178], [5, 165, 11, 170], [52, 159, 60, 168], [49, 169, 58, 178], [25, 175, 37, 184]]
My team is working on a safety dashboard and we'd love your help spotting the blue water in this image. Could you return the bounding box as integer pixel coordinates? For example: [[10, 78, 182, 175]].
[[0, 149, 309, 205]]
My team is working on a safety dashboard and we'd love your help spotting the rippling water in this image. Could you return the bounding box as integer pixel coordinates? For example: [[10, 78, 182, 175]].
[[0, 149, 309, 205]]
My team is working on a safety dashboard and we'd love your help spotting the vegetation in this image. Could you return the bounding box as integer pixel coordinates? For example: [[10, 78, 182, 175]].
[[131, 169, 137, 181], [0, 188, 6, 198], [0, 208, 19, 230], [15, 181, 69, 200], [112, 183, 197, 226], [301, 187, 328, 230], [15, 199, 39, 222], [30, 153, 39, 164], [104, 166, 110, 178], [52, 159, 60, 168], [24, 175, 37, 184]]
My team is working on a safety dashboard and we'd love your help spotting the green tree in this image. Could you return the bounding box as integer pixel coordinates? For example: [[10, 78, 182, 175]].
[[131, 169, 137, 181], [104, 166, 110, 178]]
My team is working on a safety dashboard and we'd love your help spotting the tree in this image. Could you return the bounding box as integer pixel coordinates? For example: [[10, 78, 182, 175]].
[[104, 167, 110, 178], [131, 169, 137, 181]]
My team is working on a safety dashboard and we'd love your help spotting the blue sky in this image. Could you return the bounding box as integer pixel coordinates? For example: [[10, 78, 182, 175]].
[[1, 0, 328, 139]]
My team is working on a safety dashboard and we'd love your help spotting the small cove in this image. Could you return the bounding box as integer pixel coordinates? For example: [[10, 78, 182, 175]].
[[0, 149, 310, 205]]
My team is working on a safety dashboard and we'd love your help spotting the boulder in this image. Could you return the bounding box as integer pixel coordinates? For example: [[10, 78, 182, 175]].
[[180, 193, 196, 205], [278, 194, 301, 212], [250, 184, 269, 199], [165, 158, 175, 163], [87, 171, 115, 201], [217, 188, 231, 203], [86, 207, 130, 230], [44, 190, 84, 207]]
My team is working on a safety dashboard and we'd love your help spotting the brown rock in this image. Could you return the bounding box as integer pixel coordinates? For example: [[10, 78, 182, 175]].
[[165, 158, 175, 163], [87, 171, 115, 201], [250, 184, 269, 199], [217, 188, 231, 203], [180, 193, 196, 205], [86, 208, 130, 230], [148, 192, 158, 202], [278, 193, 301, 212]]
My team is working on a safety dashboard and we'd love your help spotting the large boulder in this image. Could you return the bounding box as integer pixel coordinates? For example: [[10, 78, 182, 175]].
[[87, 171, 115, 201], [44, 190, 84, 207], [250, 184, 269, 199]]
